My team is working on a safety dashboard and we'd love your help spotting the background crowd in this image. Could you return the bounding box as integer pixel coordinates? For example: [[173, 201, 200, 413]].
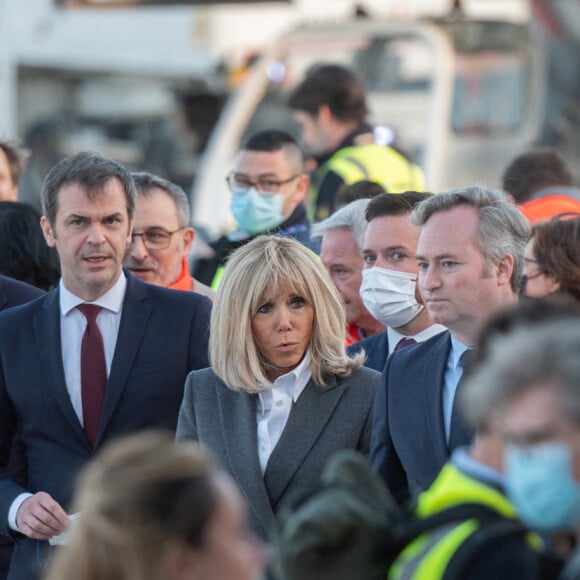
[[0, 61, 579, 580]]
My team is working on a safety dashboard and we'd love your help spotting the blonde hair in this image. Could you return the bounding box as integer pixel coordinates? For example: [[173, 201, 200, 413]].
[[45, 431, 219, 580], [210, 235, 363, 392]]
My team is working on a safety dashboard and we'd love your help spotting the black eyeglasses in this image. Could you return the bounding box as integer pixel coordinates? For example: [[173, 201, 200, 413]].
[[226, 172, 300, 195], [130, 228, 184, 250]]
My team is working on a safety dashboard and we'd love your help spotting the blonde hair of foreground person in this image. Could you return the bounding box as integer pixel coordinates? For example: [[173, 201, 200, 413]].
[[210, 235, 364, 392], [44, 431, 264, 580]]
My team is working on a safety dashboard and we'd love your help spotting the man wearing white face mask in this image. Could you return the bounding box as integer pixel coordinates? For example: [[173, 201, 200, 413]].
[[347, 192, 445, 371], [192, 130, 315, 289]]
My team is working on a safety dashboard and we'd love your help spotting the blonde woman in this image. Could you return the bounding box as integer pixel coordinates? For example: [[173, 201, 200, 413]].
[[177, 235, 380, 540], [45, 431, 265, 580]]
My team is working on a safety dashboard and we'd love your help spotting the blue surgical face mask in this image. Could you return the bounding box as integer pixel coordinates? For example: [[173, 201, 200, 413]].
[[230, 188, 285, 234], [505, 442, 580, 531]]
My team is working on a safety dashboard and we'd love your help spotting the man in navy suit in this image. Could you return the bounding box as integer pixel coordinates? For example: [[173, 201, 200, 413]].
[[0, 276, 45, 579], [0, 152, 211, 580], [370, 185, 529, 501], [348, 192, 445, 371]]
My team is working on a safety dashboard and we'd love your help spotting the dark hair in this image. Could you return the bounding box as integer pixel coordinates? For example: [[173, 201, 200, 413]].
[[470, 295, 580, 377], [502, 148, 573, 203], [366, 191, 433, 222], [42, 151, 136, 226], [289, 64, 368, 123], [336, 180, 386, 208], [0, 202, 60, 290], [463, 296, 580, 432], [531, 215, 580, 303], [243, 129, 301, 153], [0, 139, 29, 186], [240, 130, 305, 173]]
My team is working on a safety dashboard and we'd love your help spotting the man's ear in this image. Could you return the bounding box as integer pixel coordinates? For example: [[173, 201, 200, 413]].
[[292, 174, 310, 205], [496, 254, 515, 286], [546, 274, 562, 295], [318, 104, 332, 125], [182, 227, 195, 256], [40, 216, 56, 248]]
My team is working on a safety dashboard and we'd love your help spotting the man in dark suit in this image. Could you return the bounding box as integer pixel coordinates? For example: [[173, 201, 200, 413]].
[[370, 185, 529, 501], [348, 192, 445, 371], [0, 276, 45, 579], [0, 152, 211, 580]]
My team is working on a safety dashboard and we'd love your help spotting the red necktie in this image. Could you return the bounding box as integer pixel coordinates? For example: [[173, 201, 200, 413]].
[[77, 304, 107, 446], [395, 337, 417, 351]]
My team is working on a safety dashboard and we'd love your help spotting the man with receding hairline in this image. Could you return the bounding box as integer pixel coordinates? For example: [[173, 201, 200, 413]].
[[370, 185, 529, 501]]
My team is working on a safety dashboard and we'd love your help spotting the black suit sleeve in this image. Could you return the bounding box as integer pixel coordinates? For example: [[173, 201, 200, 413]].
[[369, 354, 409, 502]]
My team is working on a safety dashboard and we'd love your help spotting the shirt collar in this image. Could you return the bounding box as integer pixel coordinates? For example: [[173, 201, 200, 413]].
[[451, 446, 504, 489], [60, 272, 127, 316], [387, 323, 447, 354], [257, 351, 312, 412], [449, 334, 472, 370]]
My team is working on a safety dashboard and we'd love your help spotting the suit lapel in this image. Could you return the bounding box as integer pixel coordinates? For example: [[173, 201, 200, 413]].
[[423, 333, 451, 467], [264, 375, 346, 507], [217, 385, 275, 537], [95, 275, 150, 445], [34, 291, 87, 443]]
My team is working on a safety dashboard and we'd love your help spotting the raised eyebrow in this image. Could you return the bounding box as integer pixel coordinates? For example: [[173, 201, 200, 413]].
[[67, 213, 88, 222]]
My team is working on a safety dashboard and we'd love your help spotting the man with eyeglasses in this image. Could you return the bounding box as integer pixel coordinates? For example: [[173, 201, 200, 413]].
[[125, 172, 215, 300], [193, 130, 315, 289]]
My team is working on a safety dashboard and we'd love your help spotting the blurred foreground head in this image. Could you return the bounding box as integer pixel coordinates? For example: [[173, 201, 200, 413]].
[[463, 313, 580, 533], [45, 431, 265, 580]]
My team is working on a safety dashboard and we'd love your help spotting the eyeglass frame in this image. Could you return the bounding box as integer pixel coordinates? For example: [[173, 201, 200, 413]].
[[226, 171, 301, 196], [130, 227, 186, 250]]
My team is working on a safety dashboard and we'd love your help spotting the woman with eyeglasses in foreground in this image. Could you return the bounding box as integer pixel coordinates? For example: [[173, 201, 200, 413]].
[[521, 213, 580, 302], [177, 235, 380, 541], [44, 431, 266, 580]]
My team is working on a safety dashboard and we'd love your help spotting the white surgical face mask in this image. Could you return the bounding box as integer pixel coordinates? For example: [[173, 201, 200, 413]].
[[360, 267, 424, 328]]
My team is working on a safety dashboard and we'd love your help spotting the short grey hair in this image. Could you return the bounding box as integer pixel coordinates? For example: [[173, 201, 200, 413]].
[[131, 172, 191, 227], [461, 319, 580, 431], [411, 185, 530, 292], [311, 198, 370, 250]]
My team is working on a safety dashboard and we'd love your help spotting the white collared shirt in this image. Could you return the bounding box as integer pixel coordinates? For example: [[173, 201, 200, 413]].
[[60, 274, 126, 424], [387, 323, 446, 355], [442, 335, 472, 443], [256, 352, 312, 473]]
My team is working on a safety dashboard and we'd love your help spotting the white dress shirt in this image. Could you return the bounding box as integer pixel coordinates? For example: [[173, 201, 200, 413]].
[[256, 352, 312, 473], [60, 274, 126, 423], [387, 323, 446, 355], [8, 274, 126, 531]]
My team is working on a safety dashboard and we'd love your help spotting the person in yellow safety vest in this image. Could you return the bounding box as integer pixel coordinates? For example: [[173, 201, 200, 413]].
[[388, 298, 572, 580], [289, 64, 424, 221]]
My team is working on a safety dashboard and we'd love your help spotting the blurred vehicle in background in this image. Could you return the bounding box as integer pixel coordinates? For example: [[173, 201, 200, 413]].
[[192, 12, 544, 237]]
